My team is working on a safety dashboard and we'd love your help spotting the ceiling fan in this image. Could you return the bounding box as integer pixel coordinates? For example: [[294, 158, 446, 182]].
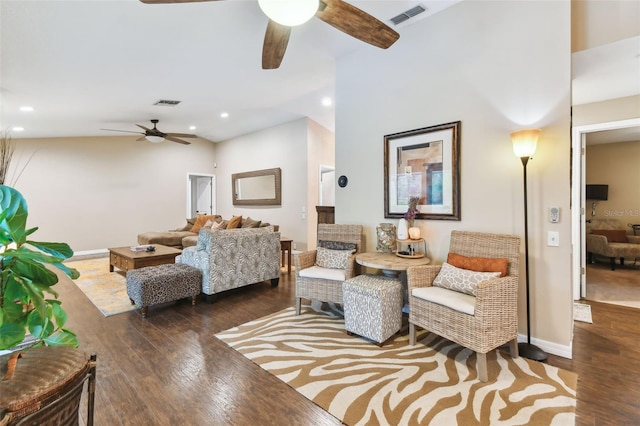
[[101, 119, 196, 145], [139, 0, 400, 69]]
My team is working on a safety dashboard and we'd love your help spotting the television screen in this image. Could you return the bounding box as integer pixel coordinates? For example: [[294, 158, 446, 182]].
[[586, 184, 608, 200]]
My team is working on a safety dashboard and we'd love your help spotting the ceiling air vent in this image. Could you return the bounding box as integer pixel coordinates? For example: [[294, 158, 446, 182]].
[[153, 99, 181, 106], [391, 5, 426, 26]]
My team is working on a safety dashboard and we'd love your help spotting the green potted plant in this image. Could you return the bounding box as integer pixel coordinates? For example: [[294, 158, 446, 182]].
[[0, 185, 79, 350]]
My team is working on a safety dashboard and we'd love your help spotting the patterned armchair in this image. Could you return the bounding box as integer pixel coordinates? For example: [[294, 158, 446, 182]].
[[177, 227, 281, 302], [294, 224, 364, 315], [407, 231, 520, 382]]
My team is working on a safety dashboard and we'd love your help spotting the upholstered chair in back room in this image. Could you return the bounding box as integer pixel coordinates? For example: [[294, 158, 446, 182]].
[[294, 224, 365, 315], [407, 230, 521, 382]]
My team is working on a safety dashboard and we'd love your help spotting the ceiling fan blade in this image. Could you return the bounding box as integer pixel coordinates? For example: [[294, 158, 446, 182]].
[[136, 136, 147, 141], [100, 128, 144, 135], [165, 133, 198, 138], [136, 124, 151, 132], [262, 20, 291, 70], [165, 136, 191, 145], [139, 0, 223, 4], [316, 0, 399, 49]]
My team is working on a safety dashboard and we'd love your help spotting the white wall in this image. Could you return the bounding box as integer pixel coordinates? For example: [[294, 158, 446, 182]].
[[215, 118, 323, 251], [9, 135, 216, 253], [335, 1, 572, 355]]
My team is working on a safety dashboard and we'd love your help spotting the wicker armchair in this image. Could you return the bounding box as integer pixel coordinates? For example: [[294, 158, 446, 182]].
[[407, 230, 520, 382], [294, 224, 365, 315]]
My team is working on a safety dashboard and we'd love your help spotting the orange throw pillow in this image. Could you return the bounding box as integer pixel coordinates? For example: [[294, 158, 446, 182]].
[[226, 215, 242, 229], [591, 229, 628, 243], [191, 215, 217, 233], [447, 252, 509, 277]]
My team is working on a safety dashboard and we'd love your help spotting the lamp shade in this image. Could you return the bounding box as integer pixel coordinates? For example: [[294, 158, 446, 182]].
[[511, 129, 540, 158], [145, 135, 164, 143], [258, 0, 318, 26]]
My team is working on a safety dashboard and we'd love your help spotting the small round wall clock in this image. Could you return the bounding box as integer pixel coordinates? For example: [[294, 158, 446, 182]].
[[338, 175, 348, 188]]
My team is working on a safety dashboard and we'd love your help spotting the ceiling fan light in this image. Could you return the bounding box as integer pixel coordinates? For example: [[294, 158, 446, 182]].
[[258, 0, 318, 27], [145, 135, 165, 143]]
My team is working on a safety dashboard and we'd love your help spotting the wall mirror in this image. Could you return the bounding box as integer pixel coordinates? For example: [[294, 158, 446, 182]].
[[232, 167, 282, 206]]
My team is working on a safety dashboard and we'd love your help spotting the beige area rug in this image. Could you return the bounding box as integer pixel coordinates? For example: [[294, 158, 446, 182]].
[[586, 262, 640, 309], [66, 257, 136, 317], [216, 307, 577, 426], [573, 302, 593, 323]]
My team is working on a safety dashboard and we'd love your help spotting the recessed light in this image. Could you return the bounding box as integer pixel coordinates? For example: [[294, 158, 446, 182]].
[[189, 126, 196, 131], [220, 112, 229, 118], [19, 106, 34, 112], [12, 127, 24, 132], [321, 97, 332, 107]]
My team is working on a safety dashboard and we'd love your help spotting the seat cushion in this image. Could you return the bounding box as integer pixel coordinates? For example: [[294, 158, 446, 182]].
[[138, 231, 196, 247], [299, 265, 346, 281], [412, 286, 476, 315]]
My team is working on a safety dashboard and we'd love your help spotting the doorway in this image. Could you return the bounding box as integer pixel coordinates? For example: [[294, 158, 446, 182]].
[[571, 118, 640, 301], [187, 173, 216, 218], [319, 166, 335, 206]]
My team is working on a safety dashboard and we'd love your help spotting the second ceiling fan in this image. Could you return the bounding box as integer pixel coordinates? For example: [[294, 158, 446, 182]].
[[139, 0, 400, 69]]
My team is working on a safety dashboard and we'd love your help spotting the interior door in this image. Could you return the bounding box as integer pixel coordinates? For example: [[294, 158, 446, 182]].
[[196, 177, 213, 215]]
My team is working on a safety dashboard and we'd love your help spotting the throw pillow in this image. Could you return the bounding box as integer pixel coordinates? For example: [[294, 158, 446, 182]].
[[315, 246, 355, 270], [191, 215, 217, 233], [318, 240, 358, 251], [210, 220, 226, 231], [226, 215, 242, 229], [433, 262, 501, 297], [241, 217, 262, 228], [591, 229, 628, 243], [447, 252, 509, 277]]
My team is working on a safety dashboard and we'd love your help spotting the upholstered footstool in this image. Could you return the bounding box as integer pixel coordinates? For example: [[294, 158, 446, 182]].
[[126, 263, 202, 317], [342, 274, 403, 345]]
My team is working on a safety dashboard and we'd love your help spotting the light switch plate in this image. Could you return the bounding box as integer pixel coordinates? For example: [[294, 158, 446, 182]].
[[548, 231, 560, 247]]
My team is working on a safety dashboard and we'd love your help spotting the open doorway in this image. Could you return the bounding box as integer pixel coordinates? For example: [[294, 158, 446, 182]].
[[571, 118, 640, 304], [187, 173, 216, 218], [319, 165, 335, 206]]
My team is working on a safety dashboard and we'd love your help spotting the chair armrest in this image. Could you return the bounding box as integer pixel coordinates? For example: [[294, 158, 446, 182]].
[[407, 265, 442, 291], [344, 254, 358, 279], [294, 250, 317, 275], [587, 234, 608, 253], [628, 235, 640, 244], [475, 276, 518, 319]]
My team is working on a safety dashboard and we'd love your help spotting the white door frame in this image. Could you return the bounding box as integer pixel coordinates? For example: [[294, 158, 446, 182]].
[[571, 118, 640, 300], [186, 173, 216, 218]]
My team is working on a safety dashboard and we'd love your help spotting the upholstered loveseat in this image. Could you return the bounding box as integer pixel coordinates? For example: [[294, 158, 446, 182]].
[[176, 226, 281, 302], [586, 219, 640, 270], [137, 215, 274, 249]]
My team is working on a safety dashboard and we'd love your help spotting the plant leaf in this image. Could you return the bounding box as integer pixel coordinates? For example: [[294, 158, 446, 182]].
[[0, 323, 26, 350], [28, 241, 74, 260], [51, 300, 67, 328], [52, 262, 80, 280], [43, 329, 78, 347], [12, 258, 59, 286]]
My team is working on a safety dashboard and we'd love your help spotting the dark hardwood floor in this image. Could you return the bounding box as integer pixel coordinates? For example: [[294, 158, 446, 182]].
[[52, 261, 640, 425]]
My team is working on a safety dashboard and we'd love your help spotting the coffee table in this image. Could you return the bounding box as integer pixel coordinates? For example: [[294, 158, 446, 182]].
[[108, 245, 182, 273]]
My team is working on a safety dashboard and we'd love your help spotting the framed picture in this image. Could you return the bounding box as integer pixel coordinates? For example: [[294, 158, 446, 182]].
[[384, 121, 461, 221]]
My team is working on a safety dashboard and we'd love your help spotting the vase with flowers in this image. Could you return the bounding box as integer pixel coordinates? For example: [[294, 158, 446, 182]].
[[404, 196, 419, 228]]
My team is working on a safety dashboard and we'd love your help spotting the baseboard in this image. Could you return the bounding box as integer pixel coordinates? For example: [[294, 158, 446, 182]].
[[71, 248, 109, 259], [518, 333, 572, 359]]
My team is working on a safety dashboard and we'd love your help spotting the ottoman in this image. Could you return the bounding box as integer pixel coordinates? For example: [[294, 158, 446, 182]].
[[126, 263, 202, 317], [342, 274, 403, 345]]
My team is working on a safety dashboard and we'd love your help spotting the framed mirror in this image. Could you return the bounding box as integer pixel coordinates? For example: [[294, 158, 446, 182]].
[[232, 167, 282, 206]]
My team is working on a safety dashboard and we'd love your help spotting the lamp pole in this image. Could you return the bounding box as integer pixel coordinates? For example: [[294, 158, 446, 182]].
[[518, 155, 547, 362]]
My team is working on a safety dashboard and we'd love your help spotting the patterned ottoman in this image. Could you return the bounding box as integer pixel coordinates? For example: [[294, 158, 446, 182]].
[[342, 274, 403, 345], [126, 263, 202, 317]]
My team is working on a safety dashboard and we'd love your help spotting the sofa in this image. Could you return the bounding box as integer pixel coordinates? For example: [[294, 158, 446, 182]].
[[176, 226, 281, 301], [137, 215, 275, 249], [586, 218, 640, 270]]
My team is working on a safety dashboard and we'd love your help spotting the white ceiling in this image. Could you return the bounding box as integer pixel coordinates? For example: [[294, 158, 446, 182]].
[[0, 0, 460, 142], [1, 1, 638, 143]]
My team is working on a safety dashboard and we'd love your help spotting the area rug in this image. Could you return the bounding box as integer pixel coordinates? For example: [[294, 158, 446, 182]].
[[573, 302, 593, 324], [216, 307, 577, 426], [65, 257, 136, 317]]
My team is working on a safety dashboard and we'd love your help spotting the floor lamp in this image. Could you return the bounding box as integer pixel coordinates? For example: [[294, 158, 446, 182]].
[[511, 129, 548, 362]]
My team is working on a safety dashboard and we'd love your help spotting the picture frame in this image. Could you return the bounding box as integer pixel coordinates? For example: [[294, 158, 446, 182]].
[[384, 121, 461, 221]]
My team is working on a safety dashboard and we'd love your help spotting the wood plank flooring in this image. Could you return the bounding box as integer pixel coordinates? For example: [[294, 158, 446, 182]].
[[50, 261, 640, 425]]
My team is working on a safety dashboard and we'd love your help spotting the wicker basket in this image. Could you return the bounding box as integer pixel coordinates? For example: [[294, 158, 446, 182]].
[[0, 347, 97, 426]]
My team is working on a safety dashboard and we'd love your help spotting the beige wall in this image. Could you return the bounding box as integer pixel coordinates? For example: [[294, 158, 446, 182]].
[[9, 136, 216, 253], [214, 118, 334, 251], [306, 119, 335, 248], [572, 0, 640, 51], [335, 0, 573, 355], [586, 141, 640, 226], [572, 95, 640, 126]]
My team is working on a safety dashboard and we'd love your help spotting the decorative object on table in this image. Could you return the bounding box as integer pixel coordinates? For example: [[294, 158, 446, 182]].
[[396, 218, 408, 240], [376, 223, 396, 253], [408, 227, 421, 240], [384, 121, 461, 221], [396, 238, 426, 259], [511, 128, 547, 362], [404, 196, 419, 227], [0, 185, 79, 351], [145, 245, 156, 252]]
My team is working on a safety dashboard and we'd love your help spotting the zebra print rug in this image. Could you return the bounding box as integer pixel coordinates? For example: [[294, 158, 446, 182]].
[[216, 307, 577, 425]]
